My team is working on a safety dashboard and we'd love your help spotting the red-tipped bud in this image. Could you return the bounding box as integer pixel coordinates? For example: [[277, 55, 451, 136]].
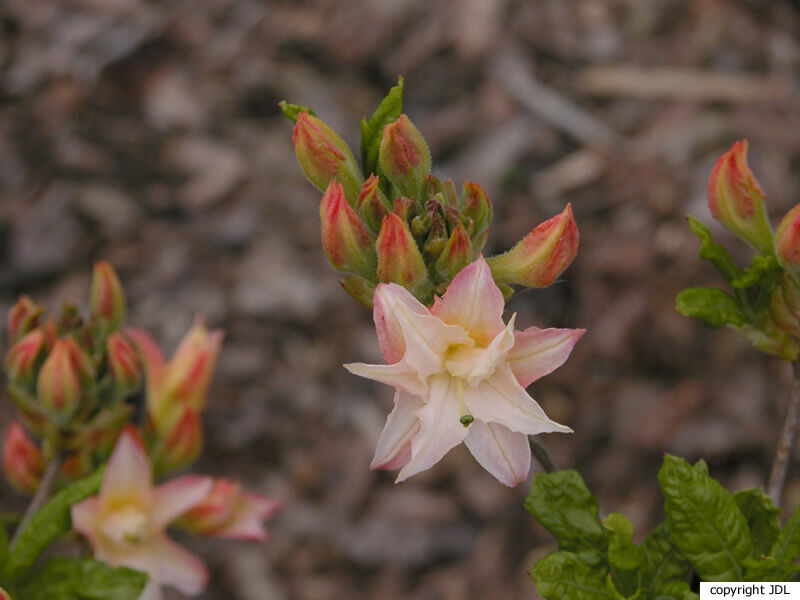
[[776, 202, 800, 276], [340, 275, 376, 309], [320, 181, 377, 279], [708, 140, 773, 254], [178, 478, 280, 541], [378, 114, 431, 198], [423, 213, 448, 263], [36, 338, 92, 424], [4, 329, 45, 385], [435, 221, 473, 282], [7, 295, 43, 345], [356, 174, 389, 232], [376, 213, 430, 295], [107, 332, 141, 394], [460, 182, 493, 253], [89, 261, 126, 333], [488, 204, 579, 288], [293, 112, 363, 204], [3, 422, 43, 495], [0, 586, 12, 599], [155, 405, 203, 475]]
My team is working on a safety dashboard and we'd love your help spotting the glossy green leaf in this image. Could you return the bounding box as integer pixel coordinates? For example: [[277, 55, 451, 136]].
[[641, 523, 690, 594], [659, 455, 751, 581], [12, 557, 147, 600], [675, 287, 745, 328], [525, 471, 606, 566], [688, 216, 741, 283], [278, 101, 316, 123], [770, 501, 800, 579], [653, 580, 699, 600], [742, 556, 779, 582], [359, 77, 404, 179], [532, 551, 608, 600], [604, 513, 642, 596], [733, 488, 781, 558]]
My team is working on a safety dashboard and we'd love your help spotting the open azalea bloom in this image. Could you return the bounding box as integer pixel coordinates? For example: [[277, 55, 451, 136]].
[[71, 428, 213, 600], [345, 256, 584, 486]]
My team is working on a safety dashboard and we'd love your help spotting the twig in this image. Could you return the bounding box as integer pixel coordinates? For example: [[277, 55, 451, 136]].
[[767, 362, 800, 506], [10, 455, 62, 547], [530, 437, 559, 474]]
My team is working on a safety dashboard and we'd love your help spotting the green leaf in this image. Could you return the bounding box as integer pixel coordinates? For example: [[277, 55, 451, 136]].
[[742, 556, 779, 581], [653, 580, 699, 600], [8, 467, 104, 579], [675, 287, 745, 328], [532, 551, 608, 600], [278, 101, 316, 123], [732, 255, 781, 290], [12, 557, 147, 600], [641, 523, 690, 594], [733, 488, 781, 558], [769, 501, 800, 578], [359, 77, 404, 179], [604, 513, 642, 596], [687, 216, 741, 283], [525, 471, 607, 566], [658, 454, 752, 581]]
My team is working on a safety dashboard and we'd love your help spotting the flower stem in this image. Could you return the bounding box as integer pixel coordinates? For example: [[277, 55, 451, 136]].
[[767, 361, 800, 506], [10, 454, 62, 547], [530, 437, 559, 474]]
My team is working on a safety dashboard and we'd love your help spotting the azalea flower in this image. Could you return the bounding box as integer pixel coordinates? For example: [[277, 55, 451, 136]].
[[345, 256, 583, 486], [71, 428, 213, 600]]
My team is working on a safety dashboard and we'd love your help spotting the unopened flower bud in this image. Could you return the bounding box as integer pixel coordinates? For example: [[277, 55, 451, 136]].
[[378, 114, 431, 198], [708, 140, 773, 255], [0, 586, 12, 599], [37, 338, 92, 424], [107, 332, 141, 394], [89, 261, 126, 333], [177, 478, 280, 541], [5, 329, 45, 385], [61, 451, 93, 482], [320, 181, 377, 279], [293, 112, 363, 204], [356, 174, 389, 233], [340, 275, 376, 309], [423, 214, 448, 263], [390, 196, 413, 222], [155, 406, 203, 475], [460, 182, 493, 253], [3, 422, 43, 495], [771, 276, 800, 338], [7, 295, 43, 345], [776, 202, 800, 277], [376, 213, 430, 295], [435, 221, 473, 281], [488, 204, 579, 288]]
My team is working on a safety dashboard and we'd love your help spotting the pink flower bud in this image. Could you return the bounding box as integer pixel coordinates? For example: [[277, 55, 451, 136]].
[[776, 202, 800, 276], [7, 295, 43, 345], [356, 174, 389, 232], [3, 422, 43, 495], [36, 338, 92, 424], [320, 181, 377, 279], [488, 204, 579, 288], [378, 114, 431, 198], [376, 213, 429, 294], [89, 261, 126, 332], [4, 329, 45, 385], [107, 332, 142, 394], [293, 112, 363, 204], [460, 182, 493, 253], [434, 220, 473, 282], [155, 405, 203, 475], [178, 478, 280, 541], [0, 586, 12, 599], [708, 140, 773, 254]]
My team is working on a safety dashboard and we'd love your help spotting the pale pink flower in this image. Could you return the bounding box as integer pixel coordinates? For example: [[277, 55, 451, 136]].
[[71, 428, 213, 600], [345, 256, 583, 486]]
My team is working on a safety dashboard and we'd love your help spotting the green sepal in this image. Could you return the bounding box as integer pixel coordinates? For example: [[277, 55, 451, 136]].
[[603, 513, 642, 596], [531, 551, 608, 599], [658, 454, 752, 581], [687, 216, 741, 283], [733, 488, 781, 558], [359, 77, 404, 182], [525, 471, 606, 567], [9, 557, 147, 600], [769, 501, 800, 579], [675, 287, 745, 328], [278, 101, 316, 123]]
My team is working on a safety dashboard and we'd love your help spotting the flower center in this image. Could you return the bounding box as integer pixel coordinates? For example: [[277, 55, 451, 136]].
[[101, 504, 149, 546]]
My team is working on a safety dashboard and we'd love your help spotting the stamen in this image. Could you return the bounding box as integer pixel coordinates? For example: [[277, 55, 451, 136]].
[[456, 378, 473, 427]]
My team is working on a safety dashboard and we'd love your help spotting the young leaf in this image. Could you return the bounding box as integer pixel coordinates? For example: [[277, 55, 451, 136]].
[[675, 287, 745, 328], [7, 467, 104, 579], [532, 551, 608, 600], [278, 101, 316, 124], [733, 488, 781, 558], [658, 455, 752, 581], [742, 556, 779, 582], [641, 523, 690, 594], [525, 471, 606, 567], [11, 557, 147, 600], [687, 216, 741, 283], [359, 77, 404, 179], [604, 513, 642, 596], [732, 255, 781, 290], [769, 501, 800, 579]]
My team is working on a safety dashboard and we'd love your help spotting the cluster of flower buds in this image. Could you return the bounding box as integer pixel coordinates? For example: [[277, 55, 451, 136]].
[[282, 82, 578, 308]]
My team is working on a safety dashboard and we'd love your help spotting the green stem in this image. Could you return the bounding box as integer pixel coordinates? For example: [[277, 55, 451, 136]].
[[10, 455, 62, 547], [531, 437, 559, 473], [767, 361, 800, 505]]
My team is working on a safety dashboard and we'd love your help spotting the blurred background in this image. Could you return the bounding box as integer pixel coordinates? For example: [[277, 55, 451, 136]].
[[2, 0, 800, 598]]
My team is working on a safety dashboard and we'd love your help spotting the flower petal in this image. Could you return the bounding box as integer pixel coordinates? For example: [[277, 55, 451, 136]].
[[71, 497, 101, 550], [445, 316, 516, 385], [344, 361, 426, 398], [151, 475, 214, 529], [216, 493, 282, 541], [370, 390, 424, 470], [465, 366, 572, 435], [373, 283, 407, 363], [397, 374, 468, 482], [464, 421, 531, 487], [430, 256, 505, 346], [149, 534, 209, 595], [507, 327, 585, 388], [100, 428, 152, 506]]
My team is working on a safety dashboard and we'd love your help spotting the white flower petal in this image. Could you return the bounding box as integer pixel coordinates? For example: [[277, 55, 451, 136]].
[[370, 390, 423, 470], [465, 366, 572, 435], [464, 421, 531, 487], [100, 429, 153, 506], [444, 316, 516, 385], [397, 374, 468, 482], [344, 361, 426, 397], [149, 534, 209, 595], [508, 327, 585, 388], [151, 475, 213, 529]]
